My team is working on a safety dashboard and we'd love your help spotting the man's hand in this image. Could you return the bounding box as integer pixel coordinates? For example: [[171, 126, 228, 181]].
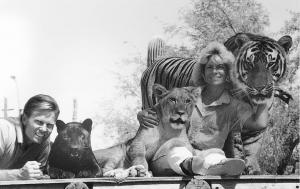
[[137, 108, 159, 128], [19, 161, 43, 180]]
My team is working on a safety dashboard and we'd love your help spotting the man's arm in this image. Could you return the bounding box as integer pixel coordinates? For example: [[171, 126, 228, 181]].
[[0, 169, 24, 181], [0, 120, 44, 181], [0, 161, 43, 181], [35, 140, 51, 174], [0, 120, 22, 181]]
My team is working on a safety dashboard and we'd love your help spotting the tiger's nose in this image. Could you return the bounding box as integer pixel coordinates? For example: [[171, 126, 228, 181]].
[[256, 86, 265, 92]]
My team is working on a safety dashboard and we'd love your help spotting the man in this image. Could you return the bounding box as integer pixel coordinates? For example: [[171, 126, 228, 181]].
[[0, 94, 60, 180]]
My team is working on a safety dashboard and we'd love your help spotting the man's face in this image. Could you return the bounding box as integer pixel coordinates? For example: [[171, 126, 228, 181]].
[[22, 110, 56, 144]]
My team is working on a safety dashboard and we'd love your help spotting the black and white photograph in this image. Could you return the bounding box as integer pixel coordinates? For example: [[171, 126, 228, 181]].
[[0, 0, 299, 188]]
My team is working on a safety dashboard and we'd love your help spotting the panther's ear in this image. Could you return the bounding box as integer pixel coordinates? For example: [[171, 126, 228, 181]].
[[234, 34, 250, 48], [278, 35, 293, 53], [153, 84, 169, 100], [82, 118, 93, 133], [56, 120, 66, 133]]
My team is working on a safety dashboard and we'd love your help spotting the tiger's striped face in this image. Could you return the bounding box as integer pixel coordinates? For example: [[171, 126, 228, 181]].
[[235, 41, 287, 104]]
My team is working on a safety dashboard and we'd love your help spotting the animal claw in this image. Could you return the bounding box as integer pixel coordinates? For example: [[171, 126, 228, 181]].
[[127, 165, 152, 177], [103, 169, 129, 181]]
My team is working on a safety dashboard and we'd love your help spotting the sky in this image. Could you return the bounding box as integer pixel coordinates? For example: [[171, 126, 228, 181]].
[[0, 0, 190, 120], [0, 0, 299, 149]]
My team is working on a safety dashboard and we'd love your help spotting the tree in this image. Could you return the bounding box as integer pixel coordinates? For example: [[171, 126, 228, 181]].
[[165, 0, 299, 174], [93, 1, 299, 175], [165, 0, 270, 56], [93, 56, 146, 145], [259, 11, 300, 175]]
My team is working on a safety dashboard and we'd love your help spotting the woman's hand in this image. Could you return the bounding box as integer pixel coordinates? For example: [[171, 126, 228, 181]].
[[137, 108, 159, 128]]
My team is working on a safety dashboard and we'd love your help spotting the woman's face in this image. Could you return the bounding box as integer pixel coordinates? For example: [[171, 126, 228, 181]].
[[204, 56, 227, 86]]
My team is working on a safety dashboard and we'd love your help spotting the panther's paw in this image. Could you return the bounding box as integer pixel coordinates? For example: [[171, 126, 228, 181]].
[[61, 170, 76, 179], [65, 182, 89, 189], [77, 170, 93, 178], [127, 165, 152, 177], [49, 167, 75, 179]]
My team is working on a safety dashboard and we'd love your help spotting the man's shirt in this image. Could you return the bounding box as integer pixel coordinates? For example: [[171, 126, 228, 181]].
[[0, 117, 50, 171]]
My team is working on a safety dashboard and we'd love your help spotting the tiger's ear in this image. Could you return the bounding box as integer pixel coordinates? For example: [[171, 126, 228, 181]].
[[278, 35, 293, 53], [82, 118, 93, 133], [56, 120, 66, 134], [234, 34, 250, 48], [153, 84, 169, 100]]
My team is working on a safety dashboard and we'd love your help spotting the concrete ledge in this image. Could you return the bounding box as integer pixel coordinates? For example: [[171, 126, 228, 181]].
[[0, 175, 299, 189]]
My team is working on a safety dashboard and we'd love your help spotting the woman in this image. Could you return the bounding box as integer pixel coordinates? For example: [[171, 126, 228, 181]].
[[137, 42, 268, 176]]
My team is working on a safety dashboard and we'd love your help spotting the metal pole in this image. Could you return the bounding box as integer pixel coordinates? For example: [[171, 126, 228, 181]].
[[72, 98, 78, 122], [10, 75, 21, 115]]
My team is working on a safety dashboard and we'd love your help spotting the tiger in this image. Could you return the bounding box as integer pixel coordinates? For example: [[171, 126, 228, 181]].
[[94, 84, 199, 178], [224, 33, 293, 107], [140, 33, 293, 174]]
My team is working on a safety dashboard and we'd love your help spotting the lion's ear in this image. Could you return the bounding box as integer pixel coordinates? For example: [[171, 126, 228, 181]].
[[278, 35, 293, 53], [56, 120, 66, 133], [153, 84, 169, 100], [184, 87, 201, 102], [82, 118, 93, 133]]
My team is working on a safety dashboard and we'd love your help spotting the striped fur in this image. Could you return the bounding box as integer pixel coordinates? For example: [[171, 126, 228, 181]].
[[141, 33, 293, 110], [141, 41, 235, 109], [225, 33, 292, 106], [142, 57, 197, 109], [140, 33, 293, 174]]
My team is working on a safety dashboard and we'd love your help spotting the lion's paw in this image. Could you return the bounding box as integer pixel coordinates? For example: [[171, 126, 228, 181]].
[[103, 169, 129, 182], [127, 165, 152, 177], [65, 182, 89, 189]]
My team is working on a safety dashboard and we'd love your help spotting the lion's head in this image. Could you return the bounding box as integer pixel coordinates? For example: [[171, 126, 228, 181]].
[[153, 84, 199, 130]]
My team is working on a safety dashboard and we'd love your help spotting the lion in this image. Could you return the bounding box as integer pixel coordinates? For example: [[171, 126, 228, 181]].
[[141, 33, 293, 174], [94, 84, 199, 178]]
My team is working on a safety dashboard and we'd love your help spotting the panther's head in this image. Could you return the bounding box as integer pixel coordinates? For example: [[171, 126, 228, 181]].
[[153, 84, 200, 130], [54, 119, 93, 160], [225, 33, 293, 105]]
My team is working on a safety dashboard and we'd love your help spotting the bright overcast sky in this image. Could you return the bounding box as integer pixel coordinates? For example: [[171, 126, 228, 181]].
[[0, 0, 299, 123]]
